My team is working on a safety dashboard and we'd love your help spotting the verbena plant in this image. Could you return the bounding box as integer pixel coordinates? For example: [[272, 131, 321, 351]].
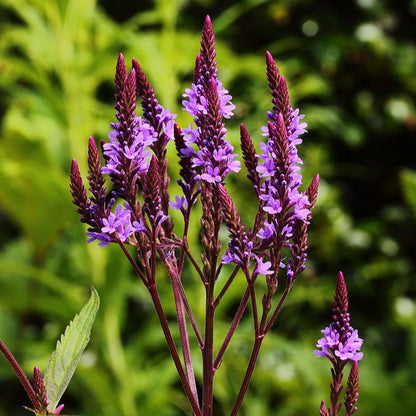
[[1, 15, 363, 416]]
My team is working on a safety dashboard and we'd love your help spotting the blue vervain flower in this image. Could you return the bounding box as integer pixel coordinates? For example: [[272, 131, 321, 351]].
[[69, 15, 321, 416], [315, 272, 363, 415]]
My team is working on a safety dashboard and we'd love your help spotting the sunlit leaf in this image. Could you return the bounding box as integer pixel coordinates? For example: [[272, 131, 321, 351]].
[[44, 287, 100, 413]]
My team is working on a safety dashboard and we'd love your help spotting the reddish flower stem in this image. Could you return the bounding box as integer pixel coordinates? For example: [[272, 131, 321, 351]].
[[147, 283, 202, 416], [213, 286, 250, 370], [119, 241, 201, 416], [202, 277, 216, 416], [229, 333, 264, 416], [0, 339, 38, 410], [164, 256, 199, 405]]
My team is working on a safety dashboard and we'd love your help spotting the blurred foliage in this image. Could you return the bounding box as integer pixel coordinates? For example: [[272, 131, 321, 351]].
[[1, 0, 416, 415]]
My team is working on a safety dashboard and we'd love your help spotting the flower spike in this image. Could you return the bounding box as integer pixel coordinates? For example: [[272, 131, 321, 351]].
[[315, 272, 363, 415], [32, 367, 48, 413]]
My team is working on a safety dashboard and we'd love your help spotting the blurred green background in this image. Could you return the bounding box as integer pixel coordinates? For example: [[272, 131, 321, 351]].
[[1, 0, 416, 414]]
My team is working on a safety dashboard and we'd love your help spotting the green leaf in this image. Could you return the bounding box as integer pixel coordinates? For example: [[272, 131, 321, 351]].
[[400, 168, 416, 218], [44, 286, 100, 413]]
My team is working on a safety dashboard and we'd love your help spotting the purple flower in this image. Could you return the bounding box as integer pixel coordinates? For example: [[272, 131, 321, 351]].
[[200, 166, 222, 183], [180, 17, 240, 184], [314, 324, 363, 362], [315, 272, 363, 415], [260, 193, 282, 215], [222, 237, 253, 266], [102, 117, 157, 177], [156, 107, 176, 142], [68, 17, 322, 416], [170, 195, 188, 211], [256, 111, 309, 220], [183, 80, 235, 119], [87, 203, 135, 245], [336, 329, 364, 361], [86, 231, 112, 247], [132, 218, 146, 233], [255, 258, 274, 276], [315, 272, 363, 363], [256, 221, 275, 240], [255, 52, 311, 250]]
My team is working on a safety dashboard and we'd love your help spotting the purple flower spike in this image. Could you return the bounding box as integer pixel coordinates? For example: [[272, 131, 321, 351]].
[[256, 58, 309, 223], [315, 272, 363, 363], [183, 80, 235, 119], [181, 16, 240, 184], [32, 367, 48, 413], [344, 361, 360, 416], [315, 272, 363, 415]]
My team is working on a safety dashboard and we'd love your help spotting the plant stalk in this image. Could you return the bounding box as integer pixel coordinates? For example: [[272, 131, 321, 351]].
[[0, 339, 38, 410]]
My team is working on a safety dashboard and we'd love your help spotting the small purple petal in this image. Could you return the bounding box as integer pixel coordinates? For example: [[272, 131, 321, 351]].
[[170, 196, 188, 210], [255, 258, 274, 275]]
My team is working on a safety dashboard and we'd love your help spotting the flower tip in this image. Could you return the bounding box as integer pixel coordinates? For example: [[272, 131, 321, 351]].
[[240, 123, 248, 134], [312, 173, 320, 187], [265, 50, 276, 66], [202, 14, 214, 36], [70, 159, 81, 178], [52, 404, 65, 414]]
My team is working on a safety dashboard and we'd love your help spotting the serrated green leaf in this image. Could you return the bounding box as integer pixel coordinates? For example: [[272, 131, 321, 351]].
[[44, 286, 99, 412]]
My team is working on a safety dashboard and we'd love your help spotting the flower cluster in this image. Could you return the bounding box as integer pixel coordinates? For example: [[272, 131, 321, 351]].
[[255, 53, 311, 245], [181, 18, 240, 184], [69, 15, 323, 416], [70, 53, 176, 247], [315, 272, 363, 415], [102, 117, 157, 178], [315, 325, 363, 362]]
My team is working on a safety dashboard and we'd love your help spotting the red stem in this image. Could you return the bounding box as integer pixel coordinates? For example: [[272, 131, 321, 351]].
[[202, 278, 215, 416], [119, 240, 201, 416], [0, 339, 38, 410], [148, 284, 202, 416], [229, 279, 293, 415], [264, 284, 292, 333], [213, 286, 250, 370], [117, 240, 148, 285], [214, 265, 240, 306], [164, 256, 199, 406], [229, 333, 264, 416]]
